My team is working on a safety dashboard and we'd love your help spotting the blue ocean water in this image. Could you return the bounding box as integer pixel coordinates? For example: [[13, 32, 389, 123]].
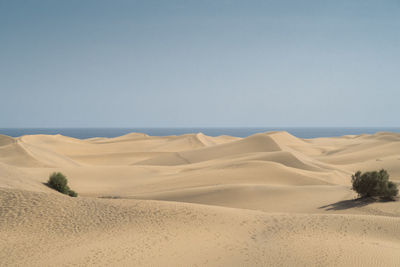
[[1, 127, 400, 139]]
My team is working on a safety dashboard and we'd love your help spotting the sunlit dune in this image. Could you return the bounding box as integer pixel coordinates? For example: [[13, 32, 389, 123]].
[[1, 131, 400, 266]]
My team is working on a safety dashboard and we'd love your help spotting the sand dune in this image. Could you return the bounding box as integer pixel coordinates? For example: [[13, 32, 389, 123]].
[[133, 184, 355, 213], [0, 134, 14, 146], [1, 188, 399, 266], [0, 139, 46, 167], [136, 133, 283, 165], [1, 131, 400, 266]]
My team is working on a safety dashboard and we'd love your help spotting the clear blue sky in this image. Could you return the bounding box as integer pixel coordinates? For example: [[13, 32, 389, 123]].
[[1, 0, 399, 127]]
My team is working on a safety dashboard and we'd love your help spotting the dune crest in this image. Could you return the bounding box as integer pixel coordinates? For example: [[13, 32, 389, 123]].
[[0, 134, 15, 146]]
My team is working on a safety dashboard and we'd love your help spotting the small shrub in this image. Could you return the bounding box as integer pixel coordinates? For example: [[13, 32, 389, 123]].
[[47, 172, 78, 197], [351, 169, 398, 200], [384, 181, 398, 200]]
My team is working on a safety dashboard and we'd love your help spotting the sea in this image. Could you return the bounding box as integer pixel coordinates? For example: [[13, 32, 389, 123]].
[[1, 127, 400, 139]]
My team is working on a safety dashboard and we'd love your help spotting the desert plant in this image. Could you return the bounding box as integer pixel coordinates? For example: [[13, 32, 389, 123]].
[[68, 190, 78, 197], [351, 169, 398, 200], [47, 172, 78, 197]]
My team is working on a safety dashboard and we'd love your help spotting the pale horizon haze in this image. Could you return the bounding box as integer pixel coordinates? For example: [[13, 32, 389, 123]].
[[1, 0, 399, 128]]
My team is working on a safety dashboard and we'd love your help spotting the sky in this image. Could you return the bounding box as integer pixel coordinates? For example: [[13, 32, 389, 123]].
[[1, 0, 399, 128]]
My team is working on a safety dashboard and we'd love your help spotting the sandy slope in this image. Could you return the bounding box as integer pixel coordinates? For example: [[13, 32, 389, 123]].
[[1, 131, 400, 266]]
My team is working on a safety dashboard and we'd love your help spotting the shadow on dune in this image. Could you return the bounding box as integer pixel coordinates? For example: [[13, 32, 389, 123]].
[[319, 197, 378, 211]]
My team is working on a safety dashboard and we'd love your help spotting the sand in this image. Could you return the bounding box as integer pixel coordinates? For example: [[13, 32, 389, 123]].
[[1, 131, 400, 266]]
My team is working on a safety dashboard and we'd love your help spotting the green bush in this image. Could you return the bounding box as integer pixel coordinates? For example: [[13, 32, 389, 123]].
[[68, 190, 78, 197], [351, 169, 398, 200], [47, 172, 78, 197]]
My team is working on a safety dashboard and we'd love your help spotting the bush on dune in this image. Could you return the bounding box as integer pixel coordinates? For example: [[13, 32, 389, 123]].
[[46, 172, 78, 197], [68, 190, 78, 197], [351, 169, 398, 200]]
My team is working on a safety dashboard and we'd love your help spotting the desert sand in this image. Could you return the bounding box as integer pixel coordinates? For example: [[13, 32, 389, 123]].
[[1, 131, 400, 266]]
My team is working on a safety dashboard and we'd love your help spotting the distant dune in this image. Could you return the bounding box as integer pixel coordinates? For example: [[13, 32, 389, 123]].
[[1, 131, 400, 266]]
